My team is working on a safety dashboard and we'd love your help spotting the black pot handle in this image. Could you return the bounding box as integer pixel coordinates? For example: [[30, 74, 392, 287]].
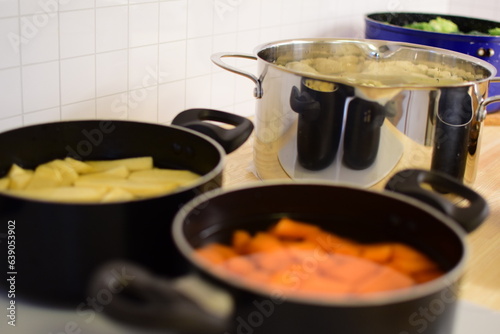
[[87, 261, 229, 334], [172, 109, 254, 154], [289, 86, 321, 116], [385, 169, 489, 233]]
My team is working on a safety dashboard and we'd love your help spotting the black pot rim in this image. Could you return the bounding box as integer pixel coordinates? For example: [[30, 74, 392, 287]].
[[0, 119, 226, 206], [172, 181, 468, 307]]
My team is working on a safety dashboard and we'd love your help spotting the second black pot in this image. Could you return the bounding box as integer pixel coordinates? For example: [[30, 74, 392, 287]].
[[0, 109, 253, 304], [90, 169, 488, 334]]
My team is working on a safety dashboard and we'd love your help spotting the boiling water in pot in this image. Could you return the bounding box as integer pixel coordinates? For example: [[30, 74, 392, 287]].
[[281, 55, 482, 87]]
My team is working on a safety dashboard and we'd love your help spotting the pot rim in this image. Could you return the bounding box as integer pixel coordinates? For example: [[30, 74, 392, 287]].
[[0, 119, 226, 206], [365, 12, 500, 40], [172, 180, 469, 307], [252, 38, 497, 89]]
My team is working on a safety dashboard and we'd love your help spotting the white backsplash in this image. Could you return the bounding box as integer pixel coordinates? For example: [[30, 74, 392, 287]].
[[0, 0, 499, 132]]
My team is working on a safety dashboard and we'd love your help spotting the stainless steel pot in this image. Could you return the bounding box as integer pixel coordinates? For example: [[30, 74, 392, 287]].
[[212, 38, 500, 187]]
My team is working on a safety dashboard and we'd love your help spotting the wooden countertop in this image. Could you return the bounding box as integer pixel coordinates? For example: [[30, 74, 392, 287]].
[[223, 114, 500, 311]]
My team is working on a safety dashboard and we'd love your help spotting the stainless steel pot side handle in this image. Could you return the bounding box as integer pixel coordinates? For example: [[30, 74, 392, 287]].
[[385, 169, 489, 233], [211, 52, 264, 98], [480, 77, 500, 118]]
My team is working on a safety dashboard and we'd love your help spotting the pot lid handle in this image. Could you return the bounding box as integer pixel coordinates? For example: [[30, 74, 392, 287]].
[[211, 52, 263, 98], [385, 169, 489, 233]]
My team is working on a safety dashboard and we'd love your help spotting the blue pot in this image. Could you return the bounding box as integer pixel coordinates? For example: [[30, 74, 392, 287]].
[[365, 12, 500, 112]]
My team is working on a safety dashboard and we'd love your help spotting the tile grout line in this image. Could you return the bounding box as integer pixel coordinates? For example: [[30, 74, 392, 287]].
[[57, 4, 62, 122], [126, 1, 130, 121], [94, 0, 97, 119], [156, 0, 160, 123], [183, 0, 189, 112], [17, 1, 25, 126]]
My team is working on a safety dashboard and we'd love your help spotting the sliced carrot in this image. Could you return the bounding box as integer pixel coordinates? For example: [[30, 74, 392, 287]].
[[313, 231, 362, 256], [267, 267, 303, 291], [195, 220, 444, 296], [242, 270, 271, 287], [335, 241, 363, 257], [389, 243, 438, 275], [361, 243, 394, 263], [250, 249, 293, 273], [320, 254, 380, 284], [270, 217, 321, 240], [389, 258, 439, 276], [284, 239, 319, 251], [391, 243, 434, 261], [195, 243, 238, 265], [224, 256, 256, 276], [355, 266, 415, 294], [286, 248, 319, 265], [246, 232, 285, 253], [232, 229, 252, 254], [314, 231, 347, 252]]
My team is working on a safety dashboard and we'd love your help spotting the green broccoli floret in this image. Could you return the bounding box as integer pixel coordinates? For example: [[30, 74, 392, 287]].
[[404, 17, 460, 33], [402, 17, 500, 36], [430, 17, 460, 33], [488, 27, 500, 36]]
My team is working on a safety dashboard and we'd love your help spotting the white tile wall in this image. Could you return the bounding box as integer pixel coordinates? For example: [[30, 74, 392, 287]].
[[96, 6, 128, 52], [0, 0, 497, 131], [22, 61, 60, 112], [0, 0, 18, 19], [450, 0, 500, 22], [60, 55, 95, 105], [96, 50, 128, 97], [20, 12, 59, 65], [159, 1, 187, 42], [0, 67, 22, 117], [129, 3, 159, 47], [59, 9, 95, 58]]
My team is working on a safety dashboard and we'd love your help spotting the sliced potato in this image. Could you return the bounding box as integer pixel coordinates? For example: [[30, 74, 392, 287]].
[[0, 177, 10, 190], [0, 156, 200, 203], [64, 157, 93, 174], [9, 172, 33, 190], [45, 159, 79, 186], [7, 163, 30, 177], [85, 156, 153, 173], [101, 188, 135, 203], [78, 165, 130, 180], [7, 187, 108, 203], [25, 165, 63, 189], [129, 168, 200, 186]]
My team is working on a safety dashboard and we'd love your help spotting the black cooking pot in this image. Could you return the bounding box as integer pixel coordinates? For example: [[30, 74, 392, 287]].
[[0, 109, 253, 304], [90, 169, 488, 334]]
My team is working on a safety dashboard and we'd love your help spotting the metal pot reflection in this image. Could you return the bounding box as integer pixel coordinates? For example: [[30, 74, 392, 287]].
[[290, 79, 350, 170]]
